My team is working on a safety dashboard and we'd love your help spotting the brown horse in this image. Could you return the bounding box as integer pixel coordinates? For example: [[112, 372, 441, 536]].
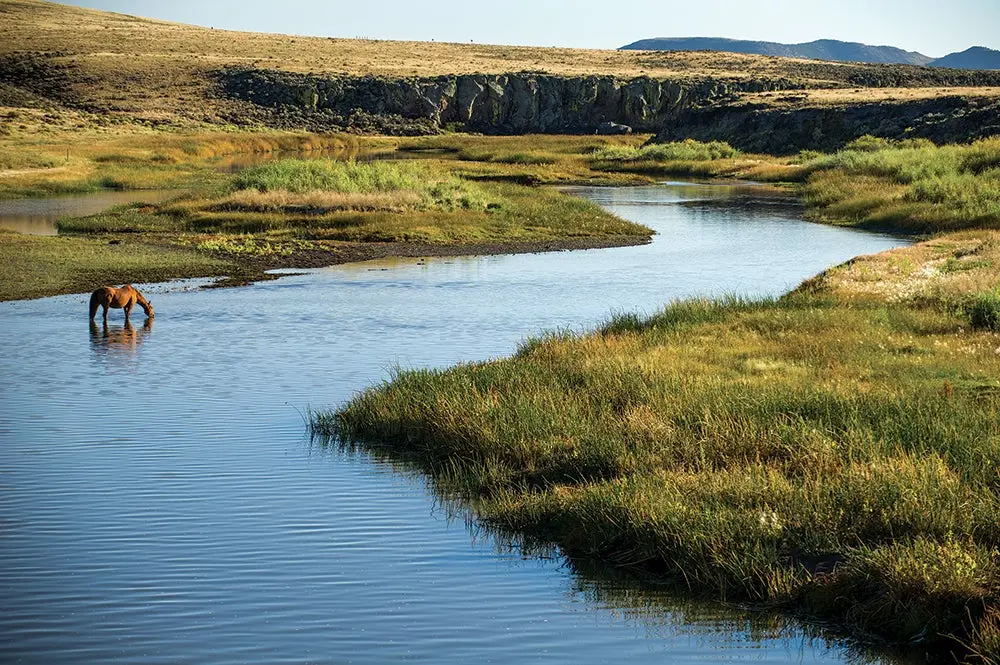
[[89, 284, 154, 323]]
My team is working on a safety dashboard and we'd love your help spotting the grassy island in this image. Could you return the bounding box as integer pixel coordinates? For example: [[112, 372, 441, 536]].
[[0, 151, 652, 301]]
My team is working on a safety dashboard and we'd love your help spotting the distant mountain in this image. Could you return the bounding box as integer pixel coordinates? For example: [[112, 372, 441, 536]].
[[619, 38, 1000, 70], [619, 38, 933, 66], [929, 47, 1000, 70]]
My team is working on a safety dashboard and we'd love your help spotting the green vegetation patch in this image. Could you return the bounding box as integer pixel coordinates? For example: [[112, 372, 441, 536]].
[[591, 139, 741, 163], [0, 230, 233, 301], [315, 296, 1000, 659], [803, 137, 1000, 233], [59, 160, 650, 246], [228, 159, 495, 212]]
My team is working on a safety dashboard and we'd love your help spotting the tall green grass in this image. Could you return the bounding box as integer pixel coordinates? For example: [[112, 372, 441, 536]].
[[592, 140, 741, 163], [232, 159, 424, 194], [803, 137, 1000, 233], [315, 296, 1000, 661], [229, 159, 496, 212]]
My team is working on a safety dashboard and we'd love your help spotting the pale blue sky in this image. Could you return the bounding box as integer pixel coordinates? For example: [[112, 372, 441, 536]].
[[58, 0, 999, 57]]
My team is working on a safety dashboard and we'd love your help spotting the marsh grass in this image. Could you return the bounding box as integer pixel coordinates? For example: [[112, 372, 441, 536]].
[[228, 159, 495, 213], [396, 134, 656, 185], [586, 140, 811, 183], [0, 229, 232, 301], [203, 189, 422, 214], [592, 140, 741, 162], [969, 291, 1000, 330], [0, 127, 365, 199], [802, 137, 1000, 233], [65, 160, 650, 245], [317, 295, 1000, 659]]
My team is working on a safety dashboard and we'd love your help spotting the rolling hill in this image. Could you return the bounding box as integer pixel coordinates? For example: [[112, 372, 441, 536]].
[[620, 38, 1000, 70]]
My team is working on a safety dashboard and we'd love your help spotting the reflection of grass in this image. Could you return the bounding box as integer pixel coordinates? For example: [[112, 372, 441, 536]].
[[317, 293, 1000, 659]]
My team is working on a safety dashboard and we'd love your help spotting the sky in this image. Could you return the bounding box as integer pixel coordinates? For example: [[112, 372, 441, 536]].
[[57, 0, 1000, 57]]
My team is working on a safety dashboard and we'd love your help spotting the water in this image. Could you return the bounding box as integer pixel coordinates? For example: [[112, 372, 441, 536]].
[[0, 183, 909, 664], [0, 190, 181, 235]]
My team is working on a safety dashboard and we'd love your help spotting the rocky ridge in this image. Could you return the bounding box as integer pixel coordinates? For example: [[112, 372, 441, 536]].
[[216, 67, 803, 135]]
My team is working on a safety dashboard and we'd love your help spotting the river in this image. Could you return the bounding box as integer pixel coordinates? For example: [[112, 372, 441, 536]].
[[0, 182, 909, 664]]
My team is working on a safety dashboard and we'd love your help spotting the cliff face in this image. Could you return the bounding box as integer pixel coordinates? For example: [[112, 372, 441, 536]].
[[652, 97, 1000, 154], [215, 67, 1000, 151], [216, 68, 802, 135]]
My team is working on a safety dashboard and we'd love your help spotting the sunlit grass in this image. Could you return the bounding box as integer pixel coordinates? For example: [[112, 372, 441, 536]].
[[60, 161, 650, 245], [591, 139, 741, 162], [0, 229, 232, 301], [802, 137, 1000, 233], [315, 294, 1000, 659], [0, 126, 369, 199]]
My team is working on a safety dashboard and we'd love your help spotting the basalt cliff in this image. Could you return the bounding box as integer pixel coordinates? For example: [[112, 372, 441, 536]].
[[216, 67, 1000, 152], [216, 68, 800, 136]]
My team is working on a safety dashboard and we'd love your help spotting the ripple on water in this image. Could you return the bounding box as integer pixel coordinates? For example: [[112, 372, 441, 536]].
[[0, 183, 909, 664]]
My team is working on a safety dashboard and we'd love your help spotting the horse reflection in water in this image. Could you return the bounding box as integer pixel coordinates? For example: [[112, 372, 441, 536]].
[[89, 318, 154, 357]]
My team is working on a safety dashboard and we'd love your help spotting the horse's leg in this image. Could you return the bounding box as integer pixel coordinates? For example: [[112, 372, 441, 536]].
[[102, 303, 109, 324], [123, 301, 133, 323]]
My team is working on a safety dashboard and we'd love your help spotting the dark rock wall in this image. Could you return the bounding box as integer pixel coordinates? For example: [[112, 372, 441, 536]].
[[216, 67, 1000, 150], [217, 68, 802, 134], [652, 97, 1000, 154]]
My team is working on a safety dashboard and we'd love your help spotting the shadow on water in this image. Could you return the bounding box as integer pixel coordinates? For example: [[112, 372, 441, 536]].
[[89, 318, 153, 357], [309, 433, 918, 665]]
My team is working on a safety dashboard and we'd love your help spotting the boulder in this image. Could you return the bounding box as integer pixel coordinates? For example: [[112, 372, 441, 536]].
[[596, 121, 633, 135]]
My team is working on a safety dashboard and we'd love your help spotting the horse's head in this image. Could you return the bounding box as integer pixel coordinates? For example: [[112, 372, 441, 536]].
[[141, 300, 155, 319]]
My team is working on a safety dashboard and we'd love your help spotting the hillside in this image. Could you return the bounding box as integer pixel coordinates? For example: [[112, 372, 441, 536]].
[[0, 0, 998, 143], [931, 46, 1000, 70], [620, 37, 933, 65], [621, 37, 1000, 70]]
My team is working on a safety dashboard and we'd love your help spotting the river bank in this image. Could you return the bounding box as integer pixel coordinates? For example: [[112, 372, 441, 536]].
[[2, 132, 997, 303], [304, 140, 1000, 662], [315, 233, 1000, 664], [0, 150, 653, 301], [0, 185, 911, 665]]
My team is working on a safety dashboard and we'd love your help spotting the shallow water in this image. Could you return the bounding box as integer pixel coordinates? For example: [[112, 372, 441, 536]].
[[0, 190, 181, 235], [0, 183, 910, 664]]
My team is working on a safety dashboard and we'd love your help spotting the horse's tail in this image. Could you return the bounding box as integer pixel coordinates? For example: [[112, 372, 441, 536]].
[[89, 289, 101, 320]]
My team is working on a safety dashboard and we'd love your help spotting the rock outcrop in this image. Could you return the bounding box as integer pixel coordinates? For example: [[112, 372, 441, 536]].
[[651, 97, 1000, 154], [216, 67, 802, 135], [215, 67, 1000, 151]]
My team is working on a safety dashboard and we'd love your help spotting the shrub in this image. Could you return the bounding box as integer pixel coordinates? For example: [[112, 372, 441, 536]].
[[592, 139, 740, 163], [969, 291, 1000, 330], [844, 135, 892, 152]]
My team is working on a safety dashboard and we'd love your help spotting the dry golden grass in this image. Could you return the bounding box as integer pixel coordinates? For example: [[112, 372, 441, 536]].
[[802, 230, 1000, 306], [745, 86, 1000, 106], [8, 0, 997, 127], [204, 188, 422, 214], [0, 0, 845, 80]]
